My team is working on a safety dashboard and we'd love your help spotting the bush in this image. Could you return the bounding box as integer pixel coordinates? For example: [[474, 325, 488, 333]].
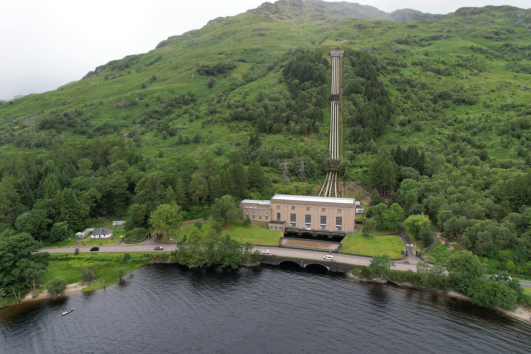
[[125, 228, 147, 242], [46, 277, 67, 296]]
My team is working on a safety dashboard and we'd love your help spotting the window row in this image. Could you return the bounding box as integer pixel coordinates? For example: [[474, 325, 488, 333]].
[[245, 210, 268, 220], [289, 214, 343, 230]]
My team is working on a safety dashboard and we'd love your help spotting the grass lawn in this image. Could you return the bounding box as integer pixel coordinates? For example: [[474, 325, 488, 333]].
[[159, 219, 281, 245], [221, 221, 281, 246], [42, 259, 147, 293], [340, 234, 403, 258]]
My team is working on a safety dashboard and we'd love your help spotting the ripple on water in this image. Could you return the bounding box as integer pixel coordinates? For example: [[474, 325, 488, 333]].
[[0, 265, 530, 354]]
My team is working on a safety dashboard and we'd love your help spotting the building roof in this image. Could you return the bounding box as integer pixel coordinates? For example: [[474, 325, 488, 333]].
[[271, 194, 355, 205], [241, 200, 271, 205], [93, 227, 113, 235]]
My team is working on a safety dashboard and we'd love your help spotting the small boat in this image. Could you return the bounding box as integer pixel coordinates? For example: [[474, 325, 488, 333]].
[[62, 308, 74, 316]]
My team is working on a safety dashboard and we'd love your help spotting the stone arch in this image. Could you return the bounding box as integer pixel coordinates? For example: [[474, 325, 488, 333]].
[[278, 260, 303, 269], [305, 263, 330, 272]]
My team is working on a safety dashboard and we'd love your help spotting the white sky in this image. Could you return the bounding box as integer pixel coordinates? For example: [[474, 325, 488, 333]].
[[0, 0, 528, 100]]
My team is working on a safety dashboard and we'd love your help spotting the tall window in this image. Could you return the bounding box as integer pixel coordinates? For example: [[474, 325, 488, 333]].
[[259, 211, 262, 220], [305, 215, 311, 228], [336, 217, 342, 231], [291, 206, 295, 210], [337, 209, 341, 213], [290, 214, 296, 227], [322, 208, 326, 212], [265, 212, 269, 220], [277, 213, 281, 221], [277, 205, 280, 209], [320, 216, 327, 229], [252, 211, 255, 219]]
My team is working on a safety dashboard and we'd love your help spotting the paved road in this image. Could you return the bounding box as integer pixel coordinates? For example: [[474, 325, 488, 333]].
[[40, 243, 419, 272]]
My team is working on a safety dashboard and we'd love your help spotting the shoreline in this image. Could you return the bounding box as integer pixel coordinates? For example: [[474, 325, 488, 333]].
[[346, 273, 531, 323]]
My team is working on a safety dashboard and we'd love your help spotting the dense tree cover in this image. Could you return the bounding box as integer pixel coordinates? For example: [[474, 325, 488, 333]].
[[364, 203, 404, 234], [360, 251, 526, 310], [0, 233, 49, 300], [0, 138, 267, 242], [343, 50, 394, 153], [403, 214, 433, 248], [170, 228, 261, 269]]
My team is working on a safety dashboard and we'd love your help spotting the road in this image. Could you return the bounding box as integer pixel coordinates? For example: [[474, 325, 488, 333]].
[[40, 243, 419, 272]]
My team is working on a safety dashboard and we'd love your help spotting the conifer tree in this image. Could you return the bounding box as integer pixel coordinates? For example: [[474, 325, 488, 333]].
[[247, 162, 265, 189], [165, 186, 176, 204]]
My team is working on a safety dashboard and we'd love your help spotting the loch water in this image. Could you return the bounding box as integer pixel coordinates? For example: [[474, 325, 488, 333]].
[[1, 264, 530, 354]]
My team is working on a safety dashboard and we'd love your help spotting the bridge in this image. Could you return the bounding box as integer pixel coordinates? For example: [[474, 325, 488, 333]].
[[260, 254, 359, 273]]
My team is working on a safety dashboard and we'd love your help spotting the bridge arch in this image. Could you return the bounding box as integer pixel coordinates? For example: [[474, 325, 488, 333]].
[[305, 263, 330, 272], [278, 260, 302, 269]]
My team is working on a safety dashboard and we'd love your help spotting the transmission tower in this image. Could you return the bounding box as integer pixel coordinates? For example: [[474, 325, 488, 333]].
[[298, 157, 306, 182], [26, 117, 36, 135], [280, 159, 291, 185]]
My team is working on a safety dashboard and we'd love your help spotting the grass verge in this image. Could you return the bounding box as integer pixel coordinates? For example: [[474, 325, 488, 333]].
[[340, 234, 403, 258]]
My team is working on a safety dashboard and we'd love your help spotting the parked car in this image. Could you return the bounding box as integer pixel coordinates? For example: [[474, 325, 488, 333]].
[[154, 246, 164, 251], [262, 250, 270, 255], [324, 255, 334, 260], [90, 247, 99, 252], [119, 237, 124, 242]]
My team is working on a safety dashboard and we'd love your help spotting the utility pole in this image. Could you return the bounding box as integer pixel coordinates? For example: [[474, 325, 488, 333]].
[[280, 159, 291, 185]]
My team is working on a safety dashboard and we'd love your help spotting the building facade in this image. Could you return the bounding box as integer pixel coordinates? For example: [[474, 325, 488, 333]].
[[241, 194, 356, 234]]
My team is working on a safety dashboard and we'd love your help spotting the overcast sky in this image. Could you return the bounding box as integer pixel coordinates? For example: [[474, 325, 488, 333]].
[[0, 0, 528, 100]]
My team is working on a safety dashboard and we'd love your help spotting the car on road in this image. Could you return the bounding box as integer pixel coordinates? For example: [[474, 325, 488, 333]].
[[154, 246, 164, 251], [262, 250, 270, 254], [90, 247, 99, 252], [119, 237, 124, 242], [324, 255, 334, 260]]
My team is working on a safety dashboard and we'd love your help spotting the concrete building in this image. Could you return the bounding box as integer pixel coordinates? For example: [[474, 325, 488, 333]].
[[241, 194, 356, 235]]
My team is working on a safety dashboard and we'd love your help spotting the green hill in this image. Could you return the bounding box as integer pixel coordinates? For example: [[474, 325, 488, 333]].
[[1, 1, 531, 277]]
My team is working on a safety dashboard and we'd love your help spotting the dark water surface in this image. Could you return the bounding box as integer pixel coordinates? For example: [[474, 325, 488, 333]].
[[1, 264, 530, 354]]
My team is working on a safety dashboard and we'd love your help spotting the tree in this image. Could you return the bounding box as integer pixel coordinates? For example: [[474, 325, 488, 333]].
[[122, 253, 131, 265], [188, 172, 208, 207], [116, 267, 126, 281], [24, 262, 46, 297], [369, 189, 385, 206], [243, 216, 251, 226], [129, 203, 148, 228], [74, 248, 80, 256], [403, 214, 431, 246], [49, 224, 67, 243], [207, 77, 216, 88], [247, 162, 265, 189], [81, 268, 95, 284], [447, 250, 486, 295], [212, 195, 241, 226], [0, 233, 48, 299], [149, 203, 183, 237], [46, 277, 67, 297], [468, 278, 517, 310], [370, 254, 395, 277]]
